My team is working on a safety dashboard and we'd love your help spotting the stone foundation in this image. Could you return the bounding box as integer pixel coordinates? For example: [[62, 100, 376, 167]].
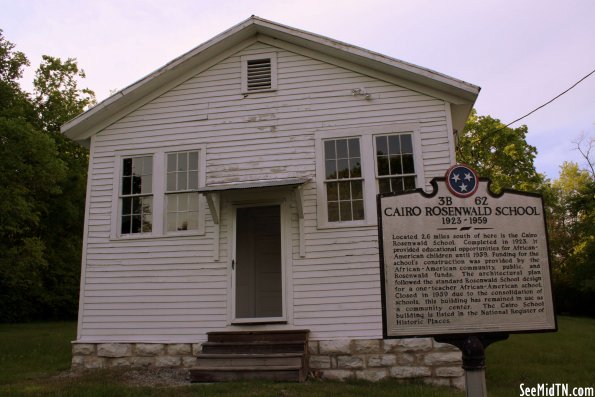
[[72, 338, 463, 389], [71, 343, 202, 370], [308, 338, 464, 389]]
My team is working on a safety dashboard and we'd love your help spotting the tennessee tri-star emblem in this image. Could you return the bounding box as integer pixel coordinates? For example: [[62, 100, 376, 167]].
[[445, 164, 479, 198]]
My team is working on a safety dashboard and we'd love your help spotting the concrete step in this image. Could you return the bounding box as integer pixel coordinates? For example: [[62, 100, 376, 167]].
[[201, 341, 306, 354], [194, 329, 310, 382], [195, 353, 303, 368], [190, 365, 304, 382], [207, 329, 309, 343]]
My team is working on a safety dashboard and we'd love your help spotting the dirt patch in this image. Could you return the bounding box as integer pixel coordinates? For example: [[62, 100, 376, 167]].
[[56, 368, 192, 388]]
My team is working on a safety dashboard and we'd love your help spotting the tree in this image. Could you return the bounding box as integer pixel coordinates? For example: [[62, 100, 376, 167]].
[[457, 109, 594, 316], [0, 30, 95, 321], [0, 29, 28, 85], [573, 133, 594, 178], [456, 109, 544, 192], [0, 118, 67, 321], [32, 57, 96, 320], [33, 55, 95, 133], [0, 29, 34, 120], [546, 138, 595, 316], [0, 31, 65, 321]]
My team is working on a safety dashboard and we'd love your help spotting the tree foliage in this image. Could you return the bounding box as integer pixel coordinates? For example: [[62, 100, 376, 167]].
[[0, 118, 66, 320], [33, 55, 96, 133], [0, 30, 29, 84], [545, 145, 595, 315], [457, 109, 544, 192], [0, 29, 94, 322], [0, 29, 34, 121], [457, 109, 594, 316], [32, 55, 96, 319]]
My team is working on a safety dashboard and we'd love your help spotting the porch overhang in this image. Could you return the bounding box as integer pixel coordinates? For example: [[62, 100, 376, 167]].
[[199, 177, 309, 260], [197, 177, 309, 193]]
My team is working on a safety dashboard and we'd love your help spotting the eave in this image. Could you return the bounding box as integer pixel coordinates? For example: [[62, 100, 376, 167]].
[[62, 16, 480, 141]]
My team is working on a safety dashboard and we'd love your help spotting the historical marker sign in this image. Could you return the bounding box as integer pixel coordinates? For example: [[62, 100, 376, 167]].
[[378, 165, 557, 338]]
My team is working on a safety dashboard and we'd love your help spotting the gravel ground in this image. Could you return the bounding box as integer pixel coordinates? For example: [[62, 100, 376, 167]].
[[122, 368, 191, 387]]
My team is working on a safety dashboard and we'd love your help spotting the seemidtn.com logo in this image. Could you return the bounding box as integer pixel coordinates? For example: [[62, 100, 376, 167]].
[[520, 383, 595, 397]]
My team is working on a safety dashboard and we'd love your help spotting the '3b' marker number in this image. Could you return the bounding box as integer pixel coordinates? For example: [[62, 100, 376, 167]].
[[438, 197, 452, 206]]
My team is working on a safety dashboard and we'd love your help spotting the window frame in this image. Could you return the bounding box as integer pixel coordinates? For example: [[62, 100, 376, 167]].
[[315, 124, 424, 229], [373, 132, 420, 194], [110, 144, 206, 240], [119, 154, 154, 236], [241, 52, 278, 94], [322, 137, 365, 223], [164, 149, 206, 236]]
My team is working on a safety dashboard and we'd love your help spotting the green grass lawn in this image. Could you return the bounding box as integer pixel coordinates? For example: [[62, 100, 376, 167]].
[[0, 316, 593, 396], [486, 316, 595, 397], [0, 322, 76, 384]]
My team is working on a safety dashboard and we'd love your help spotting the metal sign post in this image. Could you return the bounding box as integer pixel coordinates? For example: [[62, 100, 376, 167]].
[[435, 334, 508, 397]]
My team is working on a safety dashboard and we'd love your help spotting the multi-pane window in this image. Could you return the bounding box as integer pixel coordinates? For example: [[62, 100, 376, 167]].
[[120, 156, 153, 235], [166, 151, 200, 232], [375, 134, 416, 193], [324, 138, 364, 222]]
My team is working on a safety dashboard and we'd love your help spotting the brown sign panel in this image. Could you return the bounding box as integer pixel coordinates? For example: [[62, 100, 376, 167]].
[[378, 166, 556, 338]]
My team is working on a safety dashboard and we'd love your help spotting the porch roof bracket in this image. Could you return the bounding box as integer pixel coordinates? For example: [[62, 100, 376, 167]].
[[205, 192, 220, 261], [294, 185, 305, 257], [205, 192, 220, 225]]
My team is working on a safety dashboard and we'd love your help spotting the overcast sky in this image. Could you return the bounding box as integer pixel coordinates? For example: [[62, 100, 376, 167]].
[[2, 0, 594, 179]]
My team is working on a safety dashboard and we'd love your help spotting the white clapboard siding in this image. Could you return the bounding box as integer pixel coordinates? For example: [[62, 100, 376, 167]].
[[79, 40, 452, 343]]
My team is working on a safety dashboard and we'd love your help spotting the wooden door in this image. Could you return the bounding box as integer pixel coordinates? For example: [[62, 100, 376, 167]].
[[235, 205, 283, 319]]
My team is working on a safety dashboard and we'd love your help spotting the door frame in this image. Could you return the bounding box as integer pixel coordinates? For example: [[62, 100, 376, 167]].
[[230, 199, 288, 324]]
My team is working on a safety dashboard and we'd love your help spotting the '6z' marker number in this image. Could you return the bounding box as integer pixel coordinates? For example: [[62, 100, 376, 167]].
[[475, 196, 488, 205]]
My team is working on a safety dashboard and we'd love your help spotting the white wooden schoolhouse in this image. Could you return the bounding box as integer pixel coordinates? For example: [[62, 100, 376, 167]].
[[63, 16, 479, 385]]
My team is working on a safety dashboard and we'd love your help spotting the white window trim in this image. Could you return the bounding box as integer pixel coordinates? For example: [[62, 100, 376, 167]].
[[110, 144, 206, 240], [241, 52, 278, 94], [163, 147, 207, 237], [315, 123, 424, 229], [373, 131, 424, 194]]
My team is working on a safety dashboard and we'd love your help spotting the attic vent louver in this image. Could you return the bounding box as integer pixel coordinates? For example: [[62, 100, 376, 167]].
[[247, 58, 271, 91], [241, 52, 277, 94]]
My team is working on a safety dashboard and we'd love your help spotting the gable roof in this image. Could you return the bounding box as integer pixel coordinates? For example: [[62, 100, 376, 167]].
[[61, 16, 480, 142]]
